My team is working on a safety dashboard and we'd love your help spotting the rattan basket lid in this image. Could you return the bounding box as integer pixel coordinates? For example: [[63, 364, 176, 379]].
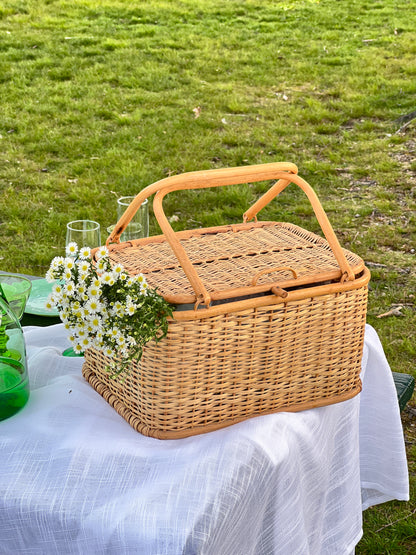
[[107, 221, 364, 305]]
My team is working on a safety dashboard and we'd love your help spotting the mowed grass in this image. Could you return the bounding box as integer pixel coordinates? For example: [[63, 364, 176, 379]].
[[1, 0, 416, 551]]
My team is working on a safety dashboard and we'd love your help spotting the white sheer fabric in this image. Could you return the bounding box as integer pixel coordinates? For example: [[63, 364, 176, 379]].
[[0, 324, 409, 554]]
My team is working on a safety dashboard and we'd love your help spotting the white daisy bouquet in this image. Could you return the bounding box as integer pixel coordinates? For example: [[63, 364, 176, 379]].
[[45, 243, 173, 376]]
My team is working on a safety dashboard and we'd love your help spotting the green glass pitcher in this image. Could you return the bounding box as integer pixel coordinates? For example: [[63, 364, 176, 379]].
[[0, 295, 30, 420]]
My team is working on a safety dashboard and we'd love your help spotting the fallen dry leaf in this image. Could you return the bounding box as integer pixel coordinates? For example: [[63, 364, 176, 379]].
[[377, 306, 404, 318], [192, 106, 201, 119]]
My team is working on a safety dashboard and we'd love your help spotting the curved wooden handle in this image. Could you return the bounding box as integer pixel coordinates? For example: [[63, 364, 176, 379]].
[[107, 163, 298, 306]]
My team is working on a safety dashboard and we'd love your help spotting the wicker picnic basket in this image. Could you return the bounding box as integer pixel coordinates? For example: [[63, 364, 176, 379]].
[[82, 162, 370, 439]]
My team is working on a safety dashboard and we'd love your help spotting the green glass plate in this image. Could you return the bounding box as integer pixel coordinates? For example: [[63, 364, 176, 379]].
[[25, 279, 59, 317]]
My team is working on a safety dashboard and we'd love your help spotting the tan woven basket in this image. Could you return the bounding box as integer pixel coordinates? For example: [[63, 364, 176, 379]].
[[82, 162, 370, 439]]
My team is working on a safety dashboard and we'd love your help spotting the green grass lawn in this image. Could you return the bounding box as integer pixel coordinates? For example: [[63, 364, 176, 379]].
[[1, 0, 415, 550]]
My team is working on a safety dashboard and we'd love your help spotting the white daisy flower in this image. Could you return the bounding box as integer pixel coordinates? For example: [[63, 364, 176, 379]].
[[109, 327, 120, 338], [88, 315, 102, 329], [64, 281, 76, 296], [73, 344, 84, 355], [86, 298, 102, 314], [52, 283, 63, 296], [77, 260, 90, 274], [100, 272, 115, 286], [65, 242, 78, 257], [97, 258, 107, 272], [79, 246, 91, 259], [45, 269, 56, 283], [80, 337, 92, 349], [109, 303, 124, 318], [112, 263, 124, 275], [81, 306, 91, 318], [117, 335, 126, 347], [76, 285, 86, 296], [65, 257, 75, 269], [100, 307, 109, 318], [96, 246, 109, 259], [51, 256, 65, 270], [45, 298, 55, 311], [60, 308, 69, 320], [126, 304, 136, 316], [88, 285, 102, 298], [127, 336, 137, 347]]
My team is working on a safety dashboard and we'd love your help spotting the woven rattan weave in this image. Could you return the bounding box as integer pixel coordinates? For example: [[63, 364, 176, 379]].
[[82, 162, 370, 439]]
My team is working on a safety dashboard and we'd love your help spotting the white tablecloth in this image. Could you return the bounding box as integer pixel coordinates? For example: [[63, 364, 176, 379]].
[[0, 324, 409, 554]]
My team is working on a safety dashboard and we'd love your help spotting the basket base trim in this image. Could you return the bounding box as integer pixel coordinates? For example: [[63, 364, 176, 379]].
[[82, 365, 362, 440]]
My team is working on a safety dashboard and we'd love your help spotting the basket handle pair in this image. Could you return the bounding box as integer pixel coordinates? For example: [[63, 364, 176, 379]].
[[107, 162, 355, 307]]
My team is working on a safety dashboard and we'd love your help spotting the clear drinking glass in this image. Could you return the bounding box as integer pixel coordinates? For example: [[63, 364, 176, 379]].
[[63, 220, 100, 357], [66, 220, 101, 253], [116, 197, 149, 241]]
